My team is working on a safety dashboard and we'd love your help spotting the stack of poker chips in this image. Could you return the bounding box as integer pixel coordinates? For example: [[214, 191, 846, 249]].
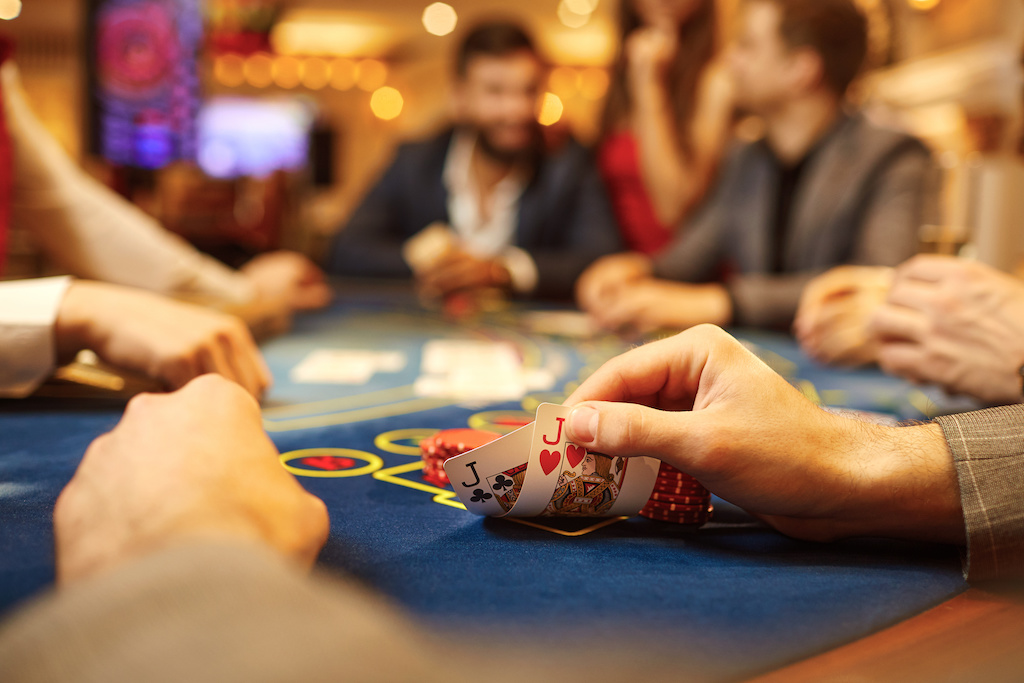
[[638, 462, 713, 526], [420, 428, 500, 488]]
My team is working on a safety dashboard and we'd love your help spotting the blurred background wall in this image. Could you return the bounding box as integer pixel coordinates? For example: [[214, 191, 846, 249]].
[[2, 0, 1023, 270]]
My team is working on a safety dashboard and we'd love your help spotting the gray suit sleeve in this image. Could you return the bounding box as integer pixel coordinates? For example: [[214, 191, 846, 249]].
[[848, 145, 930, 267], [723, 143, 930, 329], [935, 405, 1024, 583], [651, 186, 726, 284]]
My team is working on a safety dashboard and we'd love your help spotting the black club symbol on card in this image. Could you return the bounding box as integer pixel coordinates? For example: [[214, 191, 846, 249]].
[[491, 475, 513, 492], [470, 489, 493, 503]]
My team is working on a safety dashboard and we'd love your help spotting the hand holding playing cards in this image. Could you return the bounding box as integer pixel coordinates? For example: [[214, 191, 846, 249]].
[[54, 374, 329, 584], [870, 255, 1024, 405], [417, 249, 511, 298], [56, 281, 271, 397], [564, 325, 965, 544]]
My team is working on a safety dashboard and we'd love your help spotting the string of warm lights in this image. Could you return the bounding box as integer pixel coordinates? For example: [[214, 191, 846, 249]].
[[208, 1, 619, 124]]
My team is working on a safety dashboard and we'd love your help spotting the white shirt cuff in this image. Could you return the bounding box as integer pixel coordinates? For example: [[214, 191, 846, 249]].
[[501, 247, 539, 295], [0, 276, 72, 397]]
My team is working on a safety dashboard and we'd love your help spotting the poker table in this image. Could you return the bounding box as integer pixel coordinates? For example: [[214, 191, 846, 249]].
[[2, 283, 1022, 680]]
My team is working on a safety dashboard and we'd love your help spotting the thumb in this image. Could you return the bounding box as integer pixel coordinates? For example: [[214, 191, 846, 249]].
[[566, 401, 695, 464]]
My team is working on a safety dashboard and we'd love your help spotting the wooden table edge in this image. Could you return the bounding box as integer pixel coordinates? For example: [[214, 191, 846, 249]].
[[747, 587, 1024, 682]]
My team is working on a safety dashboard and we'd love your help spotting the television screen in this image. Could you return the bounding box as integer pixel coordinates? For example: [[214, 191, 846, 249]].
[[196, 96, 314, 179]]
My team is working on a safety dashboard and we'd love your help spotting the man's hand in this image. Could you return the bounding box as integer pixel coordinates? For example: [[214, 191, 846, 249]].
[[417, 249, 511, 298], [575, 252, 654, 314], [564, 325, 964, 544], [56, 281, 271, 397], [794, 266, 893, 366], [587, 279, 731, 335], [54, 374, 330, 584], [241, 250, 332, 312], [870, 255, 1024, 405]]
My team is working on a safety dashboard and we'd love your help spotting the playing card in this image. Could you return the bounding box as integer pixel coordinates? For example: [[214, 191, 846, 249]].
[[443, 423, 531, 516], [290, 349, 406, 384], [506, 403, 573, 517], [402, 222, 456, 273], [445, 403, 662, 519]]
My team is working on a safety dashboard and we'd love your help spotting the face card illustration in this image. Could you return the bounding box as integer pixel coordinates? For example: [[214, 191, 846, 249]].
[[506, 403, 573, 517], [443, 424, 531, 516], [545, 449, 630, 517]]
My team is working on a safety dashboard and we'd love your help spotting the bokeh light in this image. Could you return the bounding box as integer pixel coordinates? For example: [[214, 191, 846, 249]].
[[548, 66, 578, 98], [557, 0, 591, 28], [578, 67, 610, 101], [370, 86, 404, 121], [422, 2, 458, 36], [330, 58, 357, 90], [0, 0, 22, 20], [907, 0, 940, 10], [563, 0, 598, 13], [300, 57, 331, 90], [272, 55, 302, 89], [243, 53, 274, 88], [355, 59, 388, 92], [213, 54, 245, 88], [537, 92, 564, 126]]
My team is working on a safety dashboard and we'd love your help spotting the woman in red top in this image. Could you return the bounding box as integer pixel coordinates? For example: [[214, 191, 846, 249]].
[[597, 0, 733, 255]]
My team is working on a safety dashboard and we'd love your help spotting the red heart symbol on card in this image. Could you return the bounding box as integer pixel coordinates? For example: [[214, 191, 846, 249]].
[[540, 449, 560, 475], [566, 444, 586, 468]]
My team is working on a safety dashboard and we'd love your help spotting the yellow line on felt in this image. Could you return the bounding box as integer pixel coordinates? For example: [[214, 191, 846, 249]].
[[263, 397, 456, 432], [506, 516, 627, 537], [372, 461, 467, 510]]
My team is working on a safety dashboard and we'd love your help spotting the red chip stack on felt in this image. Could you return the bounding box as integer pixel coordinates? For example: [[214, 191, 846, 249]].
[[638, 462, 713, 526], [420, 429, 501, 488]]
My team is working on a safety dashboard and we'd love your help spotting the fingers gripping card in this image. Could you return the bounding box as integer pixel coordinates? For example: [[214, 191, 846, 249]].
[[444, 404, 661, 518]]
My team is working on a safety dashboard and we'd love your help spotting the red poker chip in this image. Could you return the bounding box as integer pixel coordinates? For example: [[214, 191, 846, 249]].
[[647, 491, 711, 506], [653, 472, 704, 483], [638, 504, 713, 525], [434, 429, 501, 452], [643, 497, 708, 511], [655, 471, 701, 483], [421, 429, 500, 486], [651, 482, 707, 496]]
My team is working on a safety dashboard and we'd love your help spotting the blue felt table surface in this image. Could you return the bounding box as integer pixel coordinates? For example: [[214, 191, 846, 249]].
[[0, 289, 975, 679]]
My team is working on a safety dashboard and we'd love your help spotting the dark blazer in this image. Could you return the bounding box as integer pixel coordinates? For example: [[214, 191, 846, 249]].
[[326, 128, 623, 300], [654, 113, 933, 328]]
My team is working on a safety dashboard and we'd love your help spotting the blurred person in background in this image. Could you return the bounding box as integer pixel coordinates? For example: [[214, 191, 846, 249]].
[[597, 0, 734, 255], [577, 0, 931, 334], [326, 21, 621, 302], [1, 39, 330, 332]]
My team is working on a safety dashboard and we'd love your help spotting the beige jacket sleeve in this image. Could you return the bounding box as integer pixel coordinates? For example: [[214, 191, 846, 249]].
[[0, 543, 683, 683], [935, 405, 1024, 582], [3, 62, 253, 305]]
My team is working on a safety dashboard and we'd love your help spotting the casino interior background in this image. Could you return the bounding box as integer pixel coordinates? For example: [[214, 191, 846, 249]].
[[2, 0, 1024, 273]]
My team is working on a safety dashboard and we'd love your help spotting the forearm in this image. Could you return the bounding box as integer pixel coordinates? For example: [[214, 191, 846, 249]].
[[5, 63, 252, 305], [631, 81, 701, 227]]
